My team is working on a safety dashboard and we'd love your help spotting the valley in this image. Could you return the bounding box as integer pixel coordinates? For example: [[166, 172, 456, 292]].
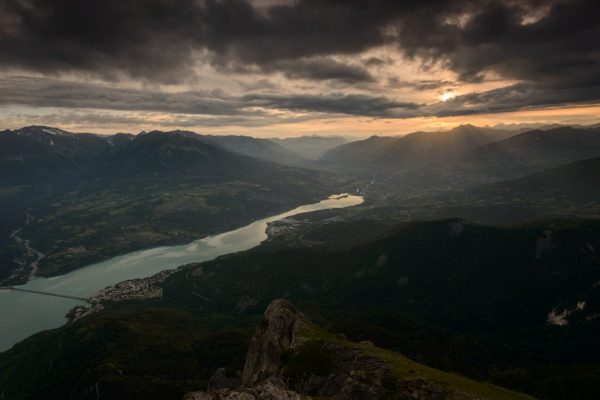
[[3, 216, 599, 399], [0, 127, 342, 284], [1, 122, 600, 400], [0, 193, 363, 352]]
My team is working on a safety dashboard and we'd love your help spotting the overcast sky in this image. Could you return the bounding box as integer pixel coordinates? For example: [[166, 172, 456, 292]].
[[1, 0, 599, 136]]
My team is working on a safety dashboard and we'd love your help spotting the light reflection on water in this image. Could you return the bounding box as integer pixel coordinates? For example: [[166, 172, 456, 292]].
[[0, 194, 363, 351]]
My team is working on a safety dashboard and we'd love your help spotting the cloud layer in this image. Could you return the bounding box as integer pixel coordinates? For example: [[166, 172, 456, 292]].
[[0, 0, 599, 127]]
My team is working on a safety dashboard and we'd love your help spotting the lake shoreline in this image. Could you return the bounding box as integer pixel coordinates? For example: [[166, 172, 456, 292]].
[[0, 193, 363, 352], [4, 192, 336, 286]]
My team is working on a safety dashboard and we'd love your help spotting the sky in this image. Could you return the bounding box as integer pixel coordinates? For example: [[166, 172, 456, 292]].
[[0, 0, 599, 137]]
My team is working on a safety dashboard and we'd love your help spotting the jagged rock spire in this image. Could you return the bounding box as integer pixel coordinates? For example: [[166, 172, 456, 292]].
[[242, 299, 307, 387]]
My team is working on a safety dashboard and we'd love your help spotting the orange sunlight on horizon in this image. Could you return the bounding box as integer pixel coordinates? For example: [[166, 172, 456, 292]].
[[3, 104, 599, 138]]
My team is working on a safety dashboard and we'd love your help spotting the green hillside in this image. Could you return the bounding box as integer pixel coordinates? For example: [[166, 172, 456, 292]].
[[157, 218, 600, 399], [0, 299, 534, 400]]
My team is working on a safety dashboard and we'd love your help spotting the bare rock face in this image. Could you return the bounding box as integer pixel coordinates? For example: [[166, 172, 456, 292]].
[[336, 370, 388, 400], [244, 378, 302, 400], [184, 378, 300, 400], [241, 299, 307, 387], [285, 340, 392, 399], [185, 299, 307, 400]]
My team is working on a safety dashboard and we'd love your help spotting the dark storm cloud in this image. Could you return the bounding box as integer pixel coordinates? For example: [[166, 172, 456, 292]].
[[274, 59, 374, 83], [15, 110, 312, 128], [3, 76, 599, 122], [394, 0, 600, 86], [0, 77, 250, 115], [425, 82, 600, 117], [226, 57, 375, 83], [1, 0, 599, 113], [363, 57, 389, 67], [0, 0, 205, 82], [0, 0, 394, 82], [2, 0, 596, 82], [387, 78, 455, 91], [241, 93, 419, 116], [0, 77, 418, 118]]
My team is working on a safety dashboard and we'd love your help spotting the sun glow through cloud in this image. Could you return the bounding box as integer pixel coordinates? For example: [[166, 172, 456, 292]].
[[440, 91, 457, 102]]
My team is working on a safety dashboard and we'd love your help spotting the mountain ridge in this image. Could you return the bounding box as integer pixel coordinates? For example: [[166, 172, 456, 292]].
[[322, 124, 515, 168], [271, 135, 350, 160]]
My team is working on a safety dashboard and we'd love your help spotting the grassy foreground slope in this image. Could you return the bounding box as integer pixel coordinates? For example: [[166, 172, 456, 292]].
[[285, 317, 534, 400], [0, 305, 254, 400], [158, 218, 600, 399], [2, 219, 596, 399], [0, 301, 533, 400]]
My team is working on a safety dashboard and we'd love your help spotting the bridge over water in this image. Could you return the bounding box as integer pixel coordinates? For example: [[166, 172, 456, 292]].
[[0, 286, 90, 303]]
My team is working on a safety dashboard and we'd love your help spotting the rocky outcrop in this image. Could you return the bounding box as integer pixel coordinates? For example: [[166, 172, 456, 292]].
[[242, 299, 307, 386], [185, 299, 307, 400], [184, 299, 494, 400], [184, 378, 301, 400], [285, 341, 391, 398]]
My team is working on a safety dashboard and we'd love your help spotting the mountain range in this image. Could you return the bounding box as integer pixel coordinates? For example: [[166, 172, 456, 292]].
[[93, 131, 293, 180], [457, 126, 600, 180], [0, 127, 315, 185], [474, 156, 600, 203], [0, 127, 339, 283], [323, 124, 515, 167], [3, 123, 600, 282], [5, 124, 599, 190], [321, 124, 600, 191], [201, 134, 307, 166], [0, 126, 113, 184]]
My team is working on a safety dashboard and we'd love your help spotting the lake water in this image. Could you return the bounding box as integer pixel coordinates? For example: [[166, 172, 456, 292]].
[[0, 194, 363, 352]]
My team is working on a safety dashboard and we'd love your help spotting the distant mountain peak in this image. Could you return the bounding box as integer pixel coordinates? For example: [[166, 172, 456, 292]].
[[322, 125, 516, 167], [453, 123, 477, 130], [14, 125, 73, 137]]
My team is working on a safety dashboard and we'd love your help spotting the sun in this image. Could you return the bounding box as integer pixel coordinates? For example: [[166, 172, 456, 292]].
[[440, 91, 457, 102]]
